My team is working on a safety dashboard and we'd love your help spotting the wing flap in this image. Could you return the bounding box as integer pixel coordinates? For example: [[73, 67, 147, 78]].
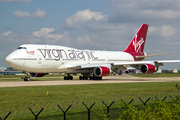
[[58, 63, 111, 70], [58, 60, 180, 71]]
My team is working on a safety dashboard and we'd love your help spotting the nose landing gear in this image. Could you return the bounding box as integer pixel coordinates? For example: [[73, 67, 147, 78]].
[[23, 72, 31, 81], [24, 76, 31, 81]]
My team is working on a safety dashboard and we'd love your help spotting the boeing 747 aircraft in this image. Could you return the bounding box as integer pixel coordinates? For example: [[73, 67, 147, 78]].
[[4, 24, 180, 81]]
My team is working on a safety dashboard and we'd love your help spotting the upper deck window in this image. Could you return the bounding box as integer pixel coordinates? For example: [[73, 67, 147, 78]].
[[17, 47, 27, 49]]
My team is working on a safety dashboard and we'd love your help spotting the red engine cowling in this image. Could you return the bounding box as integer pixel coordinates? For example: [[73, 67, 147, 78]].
[[29, 73, 49, 77], [94, 67, 110, 77], [140, 64, 157, 74]]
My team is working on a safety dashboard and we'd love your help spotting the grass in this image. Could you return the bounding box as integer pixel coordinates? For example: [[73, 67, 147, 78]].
[[0, 73, 180, 119], [0, 82, 179, 108], [0, 82, 179, 120]]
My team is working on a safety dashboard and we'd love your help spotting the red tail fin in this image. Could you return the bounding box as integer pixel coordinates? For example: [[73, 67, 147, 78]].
[[124, 24, 149, 53]]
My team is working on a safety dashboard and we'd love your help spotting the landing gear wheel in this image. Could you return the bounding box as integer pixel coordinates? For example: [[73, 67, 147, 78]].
[[70, 76, 73, 80], [24, 77, 30, 81], [79, 76, 88, 80], [64, 76, 73, 80], [91, 76, 102, 80], [27, 77, 31, 81]]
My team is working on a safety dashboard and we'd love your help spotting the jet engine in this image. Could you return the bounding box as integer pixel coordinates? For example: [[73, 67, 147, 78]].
[[29, 73, 49, 77], [140, 64, 157, 74], [94, 67, 110, 77]]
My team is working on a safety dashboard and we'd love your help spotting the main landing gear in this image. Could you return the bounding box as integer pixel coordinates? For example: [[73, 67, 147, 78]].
[[63, 74, 102, 80], [79, 75, 102, 80], [64, 74, 73, 80]]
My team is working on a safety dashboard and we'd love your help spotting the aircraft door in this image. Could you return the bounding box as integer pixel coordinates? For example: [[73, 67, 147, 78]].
[[37, 55, 42, 64]]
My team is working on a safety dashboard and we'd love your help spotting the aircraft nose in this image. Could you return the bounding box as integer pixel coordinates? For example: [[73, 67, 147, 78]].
[[4, 55, 12, 65]]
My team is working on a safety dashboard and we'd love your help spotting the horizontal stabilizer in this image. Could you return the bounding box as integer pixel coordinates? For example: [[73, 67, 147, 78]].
[[135, 52, 174, 59]]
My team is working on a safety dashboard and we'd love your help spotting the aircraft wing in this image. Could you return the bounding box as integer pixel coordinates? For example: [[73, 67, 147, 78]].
[[59, 63, 111, 70], [60, 60, 180, 70], [113, 60, 180, 68]]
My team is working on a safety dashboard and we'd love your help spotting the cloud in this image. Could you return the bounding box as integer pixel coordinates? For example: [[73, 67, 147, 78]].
[[3, 31, 13, 36], [33, 28, 64, 40], [13, 8, 47, 18], [108, 0, 180, 24], [0, 0, 34, 2], [161, 25, 176, 37], [76, 35, 91, 44], [63, 9, 105, 29], [0, 28, 68, 45], [33, 28, 55, 37]]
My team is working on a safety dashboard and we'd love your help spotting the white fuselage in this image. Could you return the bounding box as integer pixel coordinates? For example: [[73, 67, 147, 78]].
[[5, 44, 134, 73]]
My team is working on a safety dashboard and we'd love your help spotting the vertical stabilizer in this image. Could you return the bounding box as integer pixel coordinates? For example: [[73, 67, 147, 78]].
[[124, 24, 149, 53]]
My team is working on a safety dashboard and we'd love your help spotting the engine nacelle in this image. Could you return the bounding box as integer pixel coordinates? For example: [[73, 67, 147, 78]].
[[29, 73, 49, 77], [94, 67, 110, 77], [140, 64, 157, 74]]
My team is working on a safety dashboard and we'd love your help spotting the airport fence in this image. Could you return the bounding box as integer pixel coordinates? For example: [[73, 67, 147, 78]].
[[1, 91, 180, 120]]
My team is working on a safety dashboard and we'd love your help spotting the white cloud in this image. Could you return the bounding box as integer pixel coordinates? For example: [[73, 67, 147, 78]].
[[63, 9, 105, 29], [32, 8, 47, 18], [0, 29, 70, 46], [3, 31, 13, 36], [33, 28, 64, 40], [33, 28, 54, 37], [13, 10, 29, 18], [13, 8, 47, 18], [148, 27, 157, 34], [161, 25, 176, 37], [76, 35, 91, 44], [64, 31, 68, 35]]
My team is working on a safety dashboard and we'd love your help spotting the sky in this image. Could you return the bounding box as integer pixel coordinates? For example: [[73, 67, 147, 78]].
[[0, 0, 180, 70]]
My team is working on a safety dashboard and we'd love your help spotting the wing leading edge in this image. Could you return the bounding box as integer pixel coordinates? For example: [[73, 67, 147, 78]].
[[64, 60, 180, 69], [62, 60, 180, 74]]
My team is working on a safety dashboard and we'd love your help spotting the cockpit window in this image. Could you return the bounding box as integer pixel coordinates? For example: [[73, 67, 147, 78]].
[[17, 47, 27, 49]]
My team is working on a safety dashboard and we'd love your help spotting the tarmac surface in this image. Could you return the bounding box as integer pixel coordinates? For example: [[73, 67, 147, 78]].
[[1, 74, 180, 88]]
